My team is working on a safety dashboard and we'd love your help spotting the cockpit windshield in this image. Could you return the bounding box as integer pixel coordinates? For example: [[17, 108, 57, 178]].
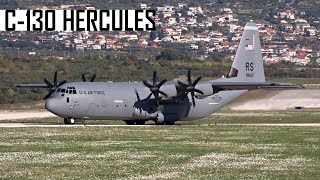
[[56, 87, 77, 95]]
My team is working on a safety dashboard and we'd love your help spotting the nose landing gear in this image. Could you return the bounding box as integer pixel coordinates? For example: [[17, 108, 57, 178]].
[[64, 118, 75, 124]]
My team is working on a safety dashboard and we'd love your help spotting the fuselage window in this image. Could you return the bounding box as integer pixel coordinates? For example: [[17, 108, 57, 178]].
[[61, 89, 66, 93], [57, 88, 61, 92], [73, 90, 77, 94]]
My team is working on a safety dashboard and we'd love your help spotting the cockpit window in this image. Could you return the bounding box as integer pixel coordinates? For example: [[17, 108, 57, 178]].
[[57, 87, 77, 95]]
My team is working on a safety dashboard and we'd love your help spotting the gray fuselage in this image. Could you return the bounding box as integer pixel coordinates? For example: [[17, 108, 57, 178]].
[[45, 80, 247, 122]]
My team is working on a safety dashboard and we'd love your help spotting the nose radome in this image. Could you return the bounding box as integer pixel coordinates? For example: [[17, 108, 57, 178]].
[[45, 98, 58, 115], [45, 98, 55, 111]]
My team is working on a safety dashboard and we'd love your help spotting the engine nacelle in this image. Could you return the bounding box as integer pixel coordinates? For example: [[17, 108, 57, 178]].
[[133, 108, 157, 119], [159, 84, 178, 98], [133, 109, 165, 123]]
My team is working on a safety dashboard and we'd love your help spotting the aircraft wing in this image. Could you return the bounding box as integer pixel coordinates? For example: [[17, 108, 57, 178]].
[[211, 82, 303, 90], [15, 84, 49, 88]]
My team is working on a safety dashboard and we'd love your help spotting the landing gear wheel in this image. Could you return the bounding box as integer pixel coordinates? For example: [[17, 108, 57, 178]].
[[64, 118, 75, 124], [135, 120, 146, 125], [124, 120, 135, 125], [155, 122, 165, 125], [165, 121, 175, 125]]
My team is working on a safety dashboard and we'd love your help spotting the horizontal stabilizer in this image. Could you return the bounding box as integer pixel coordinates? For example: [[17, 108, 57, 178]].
[[211, 82, 303, 90]]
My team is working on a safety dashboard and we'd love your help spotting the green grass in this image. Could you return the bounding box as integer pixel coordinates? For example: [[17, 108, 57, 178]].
[[204, 111, 320, 124], [0, 114, 320, 179], [2, 111, 320, 125]]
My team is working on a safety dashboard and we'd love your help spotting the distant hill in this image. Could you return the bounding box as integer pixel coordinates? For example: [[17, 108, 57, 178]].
[[0, 0, 318, 9], [0, 0, 318, 22]]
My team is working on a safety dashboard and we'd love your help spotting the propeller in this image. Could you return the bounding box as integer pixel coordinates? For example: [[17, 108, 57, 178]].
[[134, 89, 158, 114], [43, 71, 67, 99], [134, 89, 143, 114], [143, 71, 168, 100], [177, 70, 204, 106], [82, 74, 96, 82]]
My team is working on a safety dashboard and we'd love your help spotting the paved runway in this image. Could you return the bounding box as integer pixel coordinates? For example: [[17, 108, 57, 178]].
[[0, 123, 153, 128], [0, 110, 56, 120], [0, 123, 320, 128]]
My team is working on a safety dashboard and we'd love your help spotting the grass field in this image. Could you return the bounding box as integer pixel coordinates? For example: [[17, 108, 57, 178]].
[[2, 111, 320, 125], [0, 112, 320, 179]]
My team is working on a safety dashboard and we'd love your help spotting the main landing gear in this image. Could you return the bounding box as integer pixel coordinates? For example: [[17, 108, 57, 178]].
[[124, 120, 146, 125], [64, 118, 75, 124], [124, 120, 175, 125], [155, 121, 175, 125]]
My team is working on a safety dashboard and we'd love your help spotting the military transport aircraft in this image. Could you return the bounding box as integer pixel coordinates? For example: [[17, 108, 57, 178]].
[[15, 22, 302, 125]]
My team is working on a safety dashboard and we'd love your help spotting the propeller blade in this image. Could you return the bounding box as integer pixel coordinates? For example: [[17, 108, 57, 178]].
[[134, 89, 140, 101], [57, 80, 67, 87], [159, 91, 168, 97], [82, 74, 86, 82], [191, 91, 196, 106], [143, 81, 153, 89], [145, 93, 152, 100], [188, 70, 192, 85], [157, 79, 167, 88], [192, 76, 202, 86], [179, 71, 204, 107], [194, 89, 204, 95], [44, 91, 54, 99], [54, 71, 58, 85], [152, 71, 157, 85], [143, 71, 167, 101], [44, 78, 53, 87], [153, 92, 159, 99], [90, 74, 96, 82]]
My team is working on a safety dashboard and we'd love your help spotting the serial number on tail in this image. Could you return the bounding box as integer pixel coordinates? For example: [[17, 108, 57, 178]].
[[246, 73, 254, 77]]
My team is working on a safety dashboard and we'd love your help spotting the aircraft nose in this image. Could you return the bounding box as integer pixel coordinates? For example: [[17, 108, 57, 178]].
[[45, 98, 60, 116], [45, 98, 56, 111]]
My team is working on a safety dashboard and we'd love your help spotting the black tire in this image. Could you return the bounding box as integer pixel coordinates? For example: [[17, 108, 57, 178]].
[[165, 121, 175, 125], [135, 120, 146, 125], [66, 118, 75, 124], [124, 120, 135, 125], [64, 118, 68, 124], [155, 121, 165, 125]]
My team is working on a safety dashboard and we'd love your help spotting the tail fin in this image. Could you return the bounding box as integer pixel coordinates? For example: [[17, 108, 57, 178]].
[[228, 22, 265, 82]]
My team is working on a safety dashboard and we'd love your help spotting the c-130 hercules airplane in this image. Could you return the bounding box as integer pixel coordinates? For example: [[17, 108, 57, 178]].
[[16, 22, 302, 125]]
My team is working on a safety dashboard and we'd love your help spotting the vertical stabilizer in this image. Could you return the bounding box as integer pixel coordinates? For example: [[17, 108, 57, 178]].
[[228, 22, 265, 82]]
